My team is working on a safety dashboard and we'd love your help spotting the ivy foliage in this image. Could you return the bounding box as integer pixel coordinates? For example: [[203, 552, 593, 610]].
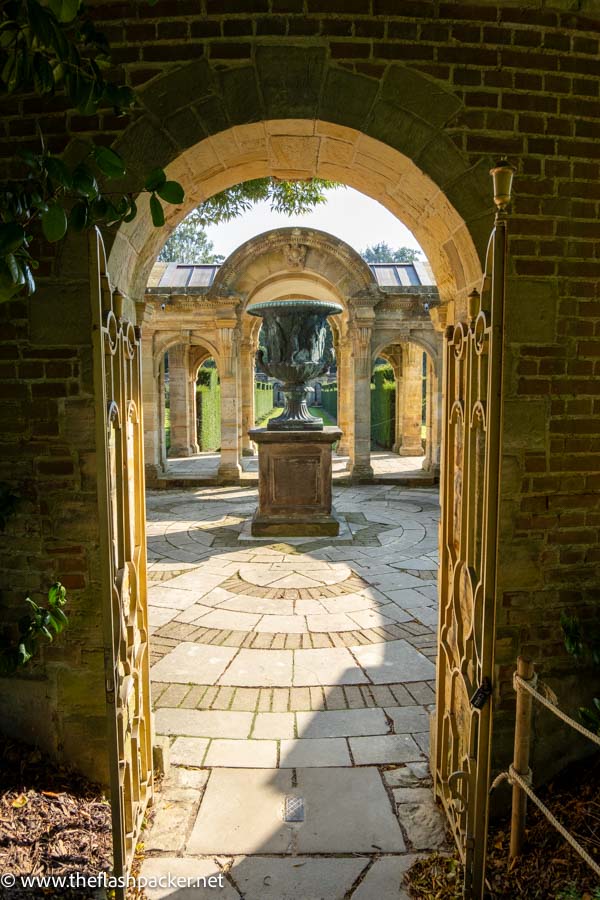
[[0, 0, 184, 302], [0, 582, 68, 676], [561, 611, 600, 734]]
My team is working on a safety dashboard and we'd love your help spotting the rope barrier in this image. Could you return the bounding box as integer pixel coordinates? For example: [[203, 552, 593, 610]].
[[497, 658, 600, 880], [514, 673, 600, 748], [506, 764, 600, 879]]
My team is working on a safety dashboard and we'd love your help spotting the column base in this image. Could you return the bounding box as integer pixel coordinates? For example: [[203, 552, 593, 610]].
[[398, 443, 424, 457], [169, 444, 194, 458], [349, 463, 374, 482], [217, 462, 242, 483], [249, 426, 341, 537], [144, 464, 161, 489]]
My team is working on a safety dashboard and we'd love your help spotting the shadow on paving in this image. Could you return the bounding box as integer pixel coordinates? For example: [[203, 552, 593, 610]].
[[141, 484, 448, 900]]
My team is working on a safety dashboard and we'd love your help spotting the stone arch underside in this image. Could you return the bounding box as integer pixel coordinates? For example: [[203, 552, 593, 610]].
[[104, 49, 488, 310]]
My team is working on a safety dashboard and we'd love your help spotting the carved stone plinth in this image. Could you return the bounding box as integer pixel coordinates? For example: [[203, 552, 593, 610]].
[[249, 427, 342, 536]]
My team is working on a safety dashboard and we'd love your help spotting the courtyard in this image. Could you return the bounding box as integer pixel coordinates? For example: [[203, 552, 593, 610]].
[[140, 483, 446, 898]]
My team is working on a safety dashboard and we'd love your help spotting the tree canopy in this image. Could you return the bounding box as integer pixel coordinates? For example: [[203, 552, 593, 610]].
[[361, 242, 422, 264], [159, 178, 338, 263]]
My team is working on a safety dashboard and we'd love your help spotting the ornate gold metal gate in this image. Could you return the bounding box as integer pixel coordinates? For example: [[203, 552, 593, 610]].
[[434, 163, 514, 899], [91, 230, 153, 895]]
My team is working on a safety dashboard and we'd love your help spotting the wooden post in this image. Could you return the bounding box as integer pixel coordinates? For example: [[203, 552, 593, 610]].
[[510, 656, 536, 859]]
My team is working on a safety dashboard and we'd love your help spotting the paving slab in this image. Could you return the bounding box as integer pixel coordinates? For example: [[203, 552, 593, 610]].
[[350, 639, 436, 683], [351, 854, 423, 900], [187, 769, 294, 854], [385, 705, 430, 733], [151, 642, 238, 684], [295, 767, 406, 853], [170, 736, 209, 767], [295, 708, 388, 738], [395, 792, 449, 850], [349, 734, 422, 765], [148, 605, 179, 632], [293, 647, 365, 686], [218, 648, 293, 686], [230, 856, 366, 900], [147, 586, 199, 610], [252, 712, 295, 739], [144, 787, 201, 853], [155, 708, 253, 738], [204, 738, 278, 768], [279, 737, 351, 767], [139, 857, 240, 899]]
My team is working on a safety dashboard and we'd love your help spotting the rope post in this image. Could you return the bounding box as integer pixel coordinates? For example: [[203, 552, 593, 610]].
[[510, 656, 536, 860]]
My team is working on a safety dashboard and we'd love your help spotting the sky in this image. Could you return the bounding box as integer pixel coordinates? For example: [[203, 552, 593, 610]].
[[202, 186, 424, 259]]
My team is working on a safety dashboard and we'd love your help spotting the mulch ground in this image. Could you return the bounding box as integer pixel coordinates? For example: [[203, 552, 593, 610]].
[[406, 753, 600, 900], [0, 737, 112, 899]]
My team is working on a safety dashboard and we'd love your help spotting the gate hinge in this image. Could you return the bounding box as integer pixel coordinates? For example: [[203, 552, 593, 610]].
[[470, 677, 492, 710]]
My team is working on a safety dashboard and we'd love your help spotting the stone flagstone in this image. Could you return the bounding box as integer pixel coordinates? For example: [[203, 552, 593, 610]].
[[151, 642, 238, 684]]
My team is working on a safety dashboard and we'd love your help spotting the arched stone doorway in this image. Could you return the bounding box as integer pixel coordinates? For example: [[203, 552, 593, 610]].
[[100, 78, 492, 887], [58, 48, 518, 899], [144, 226, 441, 484]]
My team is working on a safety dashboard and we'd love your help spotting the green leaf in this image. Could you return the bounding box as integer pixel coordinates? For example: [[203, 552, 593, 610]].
[[145, 168, 166, 192], [32, 54, 55, 95], [23, 265, 35, 295], [45, 156, 73, 189], [157, 180, 184, 205], [41, 204, 68, 242], [47, 0, 81, 24], [92, 145, 126, 179], [73, 166, 99, 199], [0, 223, 26, 255], [150, 193, 164, 227], [69, 200, 88, 231], [122, 198, 137, 223], [48, 583, 66, 606], [5, 254, 20, 282], [90, 196, 109, 221], [0, 261, 25, 302], [18, 642, 33, 665]]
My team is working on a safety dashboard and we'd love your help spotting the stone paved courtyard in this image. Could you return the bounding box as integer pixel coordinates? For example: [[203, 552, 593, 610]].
[[140, 484, 448, 899]]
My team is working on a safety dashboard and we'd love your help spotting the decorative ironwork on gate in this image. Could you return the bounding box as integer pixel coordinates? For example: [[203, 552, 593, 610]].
[[90, 230, 153, 894], [434, 162, 515, 899]]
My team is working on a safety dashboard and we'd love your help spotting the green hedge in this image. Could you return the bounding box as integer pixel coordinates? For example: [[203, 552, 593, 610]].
[[196, 367, 221, 451], [254, 381, 274, 424], [321, 382, 338, 419], [371, 366, 396, 449]]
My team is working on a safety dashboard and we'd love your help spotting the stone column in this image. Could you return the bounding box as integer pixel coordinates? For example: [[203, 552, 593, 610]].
[[141, 331, 162, 485], [188, 369, 200, 455], [168, 343, 194, 456], [217, 324, 242, 481], [423, 355, 441, 475], [240, 338, 256, 456], [349, 319, 374, 480], [398, 343, 424, 456], [337, 336, 353, 458]]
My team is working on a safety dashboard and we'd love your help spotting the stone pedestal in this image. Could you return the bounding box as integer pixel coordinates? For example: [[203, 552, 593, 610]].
[[249, 426, 342, 536]]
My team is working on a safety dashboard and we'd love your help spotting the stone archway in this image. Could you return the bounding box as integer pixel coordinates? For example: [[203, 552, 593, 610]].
[[96, 50, 495, 895], [142, 225, 442, 483]]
